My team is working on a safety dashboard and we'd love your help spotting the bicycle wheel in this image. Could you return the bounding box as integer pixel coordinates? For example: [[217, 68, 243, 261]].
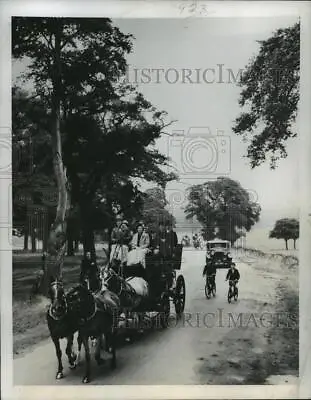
[[212, 281, 216, 297], [205, 282, 211, 299], [227, 288, 232, 303], [234, 286, 238, 301]]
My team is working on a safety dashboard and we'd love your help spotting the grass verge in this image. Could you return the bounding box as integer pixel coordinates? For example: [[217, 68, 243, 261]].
[[13, 251, 107, 356]]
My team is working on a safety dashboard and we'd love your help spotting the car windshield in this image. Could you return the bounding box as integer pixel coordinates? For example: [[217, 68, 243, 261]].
[[208, 243, 228, 249]]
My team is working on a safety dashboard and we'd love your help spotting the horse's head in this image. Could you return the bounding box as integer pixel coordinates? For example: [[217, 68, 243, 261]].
[[101, 266, 122, 295], [66, 284, 95, 321], [48, 279, 68, 320]]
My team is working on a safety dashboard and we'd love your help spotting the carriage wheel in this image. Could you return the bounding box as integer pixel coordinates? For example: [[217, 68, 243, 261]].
[[174, 275, 186, 314], [160, 293, 170, 328]]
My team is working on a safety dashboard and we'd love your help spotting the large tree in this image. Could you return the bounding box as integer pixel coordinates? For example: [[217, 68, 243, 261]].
[[184, 177, 261, 245], [63, 107, 176, 256], [12, 17, 134, 294], [269, 218, 299, 250], [233, 22, 300, 169], [142, 188, 176, 234]]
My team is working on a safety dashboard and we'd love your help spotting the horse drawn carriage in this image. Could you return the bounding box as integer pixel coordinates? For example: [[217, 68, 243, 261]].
[[46, 242, 185, 384], [101, 243, 186, 329]]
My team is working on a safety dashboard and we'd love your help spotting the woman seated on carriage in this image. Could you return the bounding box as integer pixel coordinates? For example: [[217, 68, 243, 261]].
[[124, 222, 150, 279]]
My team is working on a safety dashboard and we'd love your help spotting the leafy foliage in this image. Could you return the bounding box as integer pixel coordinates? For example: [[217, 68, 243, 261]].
[[269, 218, 299, 249], [233, 22, 300, 169], [185, 177, 261, 244], [12, 17, 177, 258], [142, 188, 175, 233]]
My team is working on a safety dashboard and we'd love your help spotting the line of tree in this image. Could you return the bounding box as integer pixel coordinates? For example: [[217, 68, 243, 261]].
[[12, 17, 177, 295], [269, 218, 299, 250]]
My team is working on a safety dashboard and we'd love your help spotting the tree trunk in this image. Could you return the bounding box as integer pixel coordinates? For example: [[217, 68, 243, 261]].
[[74, 240, 79, 252], [67, 238, 74, 256], [80, 199, 96, 258], [285, 239, 288, 250], [38, 20, 70, 296], [66, 215, 74, 256], [41, 208, 49, 252], [24, 218, 29, 250], [293, 239, 296, 250], [31, 230, 36, 253]]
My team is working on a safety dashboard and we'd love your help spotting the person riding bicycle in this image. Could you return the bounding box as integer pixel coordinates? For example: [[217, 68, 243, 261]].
[[203, 256, 217, 287], [225, 263, 240, 283]]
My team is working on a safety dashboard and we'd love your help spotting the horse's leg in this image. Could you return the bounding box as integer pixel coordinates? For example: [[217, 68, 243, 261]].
[[82, 334, 91, 384], [94, 334, 105, 366], [76, 332, 83, 366], [66, 334, 77, 369], [52, 336, 64, 379], [108, 329, 117, 369]]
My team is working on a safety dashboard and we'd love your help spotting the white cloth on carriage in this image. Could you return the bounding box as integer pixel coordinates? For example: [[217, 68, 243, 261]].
[[110, 244, 128, 264], [125, 276, 149, 297], [127, 247, 148, 268]]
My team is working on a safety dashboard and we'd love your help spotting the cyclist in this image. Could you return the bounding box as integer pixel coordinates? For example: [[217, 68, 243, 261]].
[[225, 262, 240, 295], [203, 256, 217, 289]]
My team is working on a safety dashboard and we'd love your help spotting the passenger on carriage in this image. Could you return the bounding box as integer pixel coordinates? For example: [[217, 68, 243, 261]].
[[147, 220, 178, 292], [110, 216, 132, 268], [125, 222, 150, 278]]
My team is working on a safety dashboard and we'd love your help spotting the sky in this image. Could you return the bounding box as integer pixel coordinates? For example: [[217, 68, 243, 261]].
[[113, 17, 300, 229], [12, 15, 300, 233]]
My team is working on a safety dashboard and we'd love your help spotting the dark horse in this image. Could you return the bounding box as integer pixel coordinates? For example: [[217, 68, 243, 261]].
[[68, 284, 120, 383], [46, 279, 79, 379]]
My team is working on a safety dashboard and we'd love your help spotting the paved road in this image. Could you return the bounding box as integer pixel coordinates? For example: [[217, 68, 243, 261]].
[[14, 249, 277, 385]]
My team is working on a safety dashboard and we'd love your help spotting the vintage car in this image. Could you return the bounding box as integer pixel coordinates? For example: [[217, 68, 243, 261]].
[[206, 238, 232, 268]]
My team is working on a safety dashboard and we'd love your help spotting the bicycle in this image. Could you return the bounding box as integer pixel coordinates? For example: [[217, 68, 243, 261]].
[[227, 279, 238, 303], [205, 274, 216, 299]]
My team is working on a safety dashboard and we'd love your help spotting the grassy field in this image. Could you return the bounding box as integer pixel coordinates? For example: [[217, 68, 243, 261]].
[[13, 250, 108, 356]]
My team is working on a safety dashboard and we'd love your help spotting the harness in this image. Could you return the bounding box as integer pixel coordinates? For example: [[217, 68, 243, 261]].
[[48, 281, 68, 321]]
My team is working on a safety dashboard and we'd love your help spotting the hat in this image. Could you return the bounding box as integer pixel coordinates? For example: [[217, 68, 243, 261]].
[[116, 215, 122, 220], [122, 220, 129, 225]]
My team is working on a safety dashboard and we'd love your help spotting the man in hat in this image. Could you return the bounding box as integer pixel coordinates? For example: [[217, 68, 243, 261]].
[[164, 220, 178, 259], [110, 214, 123, 264]]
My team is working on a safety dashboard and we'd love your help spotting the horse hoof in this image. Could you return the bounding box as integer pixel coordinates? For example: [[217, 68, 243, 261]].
[[82, 376, 90, 384], [56, 372, 64, 379]]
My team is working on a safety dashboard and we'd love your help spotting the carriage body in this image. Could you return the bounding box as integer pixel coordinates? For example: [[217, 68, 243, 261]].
[[104, 243, 186, 330]]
